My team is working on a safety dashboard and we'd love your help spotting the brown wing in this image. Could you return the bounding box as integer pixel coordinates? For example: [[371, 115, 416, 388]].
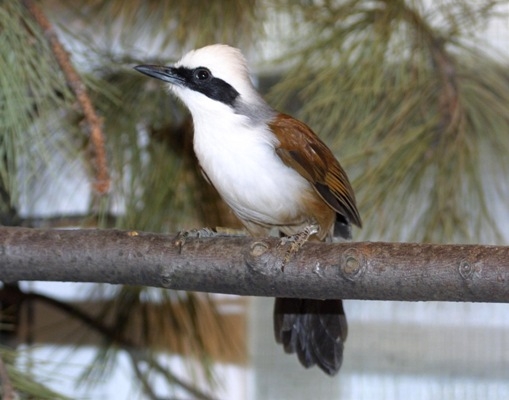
[[270, 113, 362, 229]]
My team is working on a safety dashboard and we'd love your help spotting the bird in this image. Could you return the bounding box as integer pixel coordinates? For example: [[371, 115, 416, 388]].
[[134, 44, 361, 376]]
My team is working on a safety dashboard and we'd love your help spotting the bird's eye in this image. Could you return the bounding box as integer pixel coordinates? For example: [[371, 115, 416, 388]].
[[194, 68, 211, 81]]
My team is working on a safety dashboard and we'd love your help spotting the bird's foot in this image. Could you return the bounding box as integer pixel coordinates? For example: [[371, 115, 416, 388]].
[[278, 224, 319, 270]]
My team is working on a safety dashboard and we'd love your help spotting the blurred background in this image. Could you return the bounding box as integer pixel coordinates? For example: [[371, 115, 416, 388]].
[[1, 0, 509, 399]]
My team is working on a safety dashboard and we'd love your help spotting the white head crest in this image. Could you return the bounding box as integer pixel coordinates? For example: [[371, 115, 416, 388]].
[[176, 44, 258, 102]]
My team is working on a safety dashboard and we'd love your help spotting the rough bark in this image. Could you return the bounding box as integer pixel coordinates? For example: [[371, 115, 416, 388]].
[[0, 227, 507, 302]]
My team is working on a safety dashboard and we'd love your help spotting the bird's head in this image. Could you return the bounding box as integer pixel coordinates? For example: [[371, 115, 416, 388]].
[[135, 44, 272, 122]]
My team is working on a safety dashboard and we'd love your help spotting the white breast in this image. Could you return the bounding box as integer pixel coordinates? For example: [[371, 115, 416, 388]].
[[191, 105, 311, 226]]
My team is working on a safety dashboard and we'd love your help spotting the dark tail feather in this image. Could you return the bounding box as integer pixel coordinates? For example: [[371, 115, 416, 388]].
[[274, 298, 347, 376]]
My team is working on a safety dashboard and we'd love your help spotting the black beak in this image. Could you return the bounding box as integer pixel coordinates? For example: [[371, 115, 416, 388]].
[[134, 65, 183, 85]]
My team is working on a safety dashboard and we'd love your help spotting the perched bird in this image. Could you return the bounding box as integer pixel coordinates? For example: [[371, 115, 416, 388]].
[[134, 44, 361, 376]]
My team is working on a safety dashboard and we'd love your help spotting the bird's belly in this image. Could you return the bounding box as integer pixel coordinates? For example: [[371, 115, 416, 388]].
[[199, 144, 312, 227], [224, 177, 311, 227]]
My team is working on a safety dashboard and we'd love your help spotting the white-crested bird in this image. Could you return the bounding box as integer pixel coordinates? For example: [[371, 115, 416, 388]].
[[134, 44, 361, 376]]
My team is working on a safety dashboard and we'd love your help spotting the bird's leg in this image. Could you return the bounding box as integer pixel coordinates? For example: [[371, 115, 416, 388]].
[[278, 224, 319, 269]]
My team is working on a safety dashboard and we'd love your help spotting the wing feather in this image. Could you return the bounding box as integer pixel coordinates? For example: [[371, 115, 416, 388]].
[[270, 113, 362, 228]]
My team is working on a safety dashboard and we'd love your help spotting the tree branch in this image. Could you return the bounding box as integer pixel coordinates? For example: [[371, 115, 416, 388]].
[[0, 227, 507, 302], [22, 0, 110, 195]]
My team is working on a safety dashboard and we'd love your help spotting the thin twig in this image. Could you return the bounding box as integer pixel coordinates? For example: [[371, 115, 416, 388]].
[[0, 354, 16, 400], [127, 351, 160, 400], [26, 292, 130, 345], [127, 348, 217, 400], [22, 0, 110, 195], [399, 1, 463, 135]]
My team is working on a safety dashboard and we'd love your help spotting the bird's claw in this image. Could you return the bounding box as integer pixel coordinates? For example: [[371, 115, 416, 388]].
[[278, 224, 319, 270]]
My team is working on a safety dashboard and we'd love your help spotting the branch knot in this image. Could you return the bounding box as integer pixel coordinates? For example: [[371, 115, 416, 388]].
[[244, 241, 274, 275], [340, 248, 367, 281]]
